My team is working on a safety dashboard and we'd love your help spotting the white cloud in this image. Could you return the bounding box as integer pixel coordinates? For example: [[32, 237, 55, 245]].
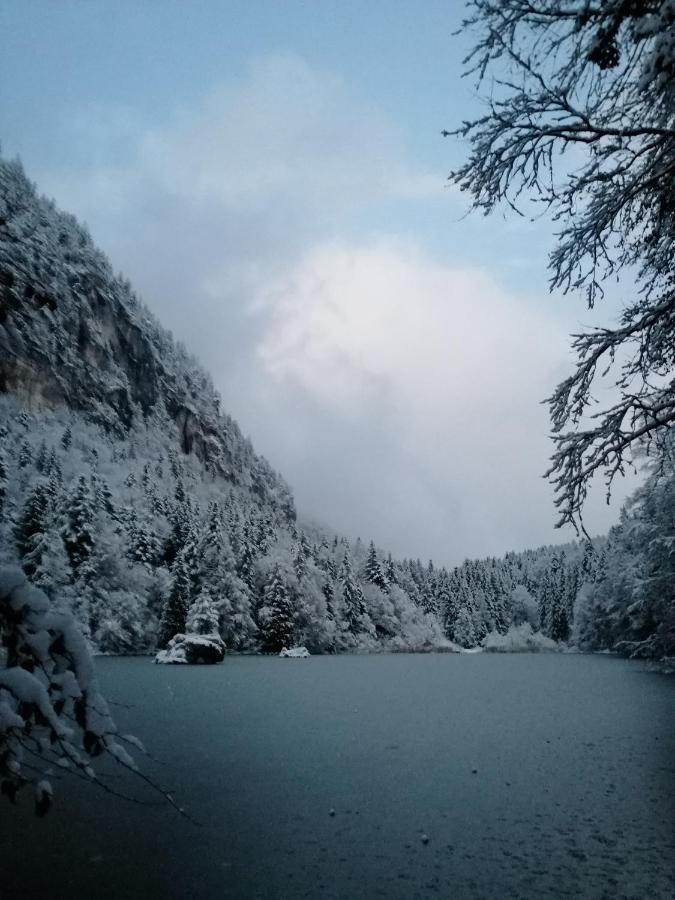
[[46, 54, 438, 226], [31, 52, 631, 565], [248, 239, 575, 560]]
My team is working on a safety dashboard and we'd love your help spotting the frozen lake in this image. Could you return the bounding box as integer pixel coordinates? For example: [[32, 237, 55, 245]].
[[2, 654, 674, 898]]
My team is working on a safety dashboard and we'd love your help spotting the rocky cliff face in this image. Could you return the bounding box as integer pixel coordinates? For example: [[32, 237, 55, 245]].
[[0, 158, 295, 522]]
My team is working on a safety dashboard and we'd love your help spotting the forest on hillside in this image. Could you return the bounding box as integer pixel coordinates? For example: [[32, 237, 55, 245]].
[[0, 156, 673, 661]]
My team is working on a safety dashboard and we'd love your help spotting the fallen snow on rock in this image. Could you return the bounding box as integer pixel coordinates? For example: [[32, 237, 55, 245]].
[[279, 646, 310, 658], [483, 623, 559, 653], [155, 633, 226, 665]]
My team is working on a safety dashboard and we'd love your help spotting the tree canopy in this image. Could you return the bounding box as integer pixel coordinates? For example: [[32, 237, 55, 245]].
[[446, 0, 675, 529]]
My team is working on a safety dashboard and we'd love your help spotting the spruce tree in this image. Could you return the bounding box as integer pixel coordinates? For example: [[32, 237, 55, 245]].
[[259, 564, 295, 653], [128, 512, 160, 568], [320, 578, 335, 620], [341, 552, 367, 633], [45, 448, 62, 487], [18, 439, 32, 469], [364, 541, 388, 591], [164, 488, 194, 565], [384, 552, 397, 586], [549, 595, 570, 643], [15, 480, 50, 561], [158, 557, 191, 647], [91, 474, 115, 517], [186, 590, 220, 635], [62, 475, 96, 576], [34, 440, 48, 473], [61, 424, 72, 451], [236, 522, 257, 589], [454, 606, 478, 648], [294, 533, 311, 581]]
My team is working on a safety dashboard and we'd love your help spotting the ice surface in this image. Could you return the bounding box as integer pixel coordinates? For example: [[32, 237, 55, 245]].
[[3, 654, 673, 899]]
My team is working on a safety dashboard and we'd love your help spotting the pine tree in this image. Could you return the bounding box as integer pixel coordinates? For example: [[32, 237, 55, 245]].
[[18, 439, 32, 469], [294, 532, 311, 581], [322, 578, 336, 620], [15, 480, 50, 561], [384, 552, 397, 586], [61, 424, 72, 451], [91, 474, 115, 517], [364, 541, 388, 591], [454, 606, 478, 648], [164, 488, 194, 565], [259, 565, 295, 653], [236, 522, 257, 589], [45, 448, 62, 485], [549, 595, 570, 643], [341, 552, 367, 633], [128, 511, 160, 568], [537, 560, 560, 636], [186, 590, 220, 635], [62, 475, 96, 576], [34, 440, 48, 473], [23, 527, 72, 601], [196, 506, 255, 648], [158, 556, 191, 647]]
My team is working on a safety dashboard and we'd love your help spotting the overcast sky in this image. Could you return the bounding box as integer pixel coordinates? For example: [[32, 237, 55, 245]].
[[1, 1, 639, 565]]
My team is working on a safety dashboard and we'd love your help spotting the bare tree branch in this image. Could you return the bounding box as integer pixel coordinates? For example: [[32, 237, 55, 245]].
[[446, 0, 675, 527]]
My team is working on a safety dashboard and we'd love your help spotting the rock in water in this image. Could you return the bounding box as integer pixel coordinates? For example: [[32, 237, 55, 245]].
[[155, 633, 226, 665], [279, 646, 310, 658]]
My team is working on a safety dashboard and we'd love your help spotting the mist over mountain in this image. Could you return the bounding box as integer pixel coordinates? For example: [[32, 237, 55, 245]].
[[0, 156, 671, 659]]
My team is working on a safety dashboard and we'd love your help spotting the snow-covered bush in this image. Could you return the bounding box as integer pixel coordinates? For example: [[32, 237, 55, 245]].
[[483, 623, 559, 653], [0, 566, 142, 813]]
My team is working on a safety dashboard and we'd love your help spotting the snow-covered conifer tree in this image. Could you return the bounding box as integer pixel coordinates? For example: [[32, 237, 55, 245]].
[[62, 475, 96, 576], [384, 552, 397, 586], [158, 556, 191, 647], [364, 540, 388, 591], [453, 606, 478, 648], [186, 590, 220, 635], [341, 552, 368, 634], [61, 424, 72, 451], [259, 564, 295, 653], [18, 439, 32, 469], [14, 480, 50, 562]]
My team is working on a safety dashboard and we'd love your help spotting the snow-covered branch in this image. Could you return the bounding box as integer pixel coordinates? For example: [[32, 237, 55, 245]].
[[447, 0, 675, 526]]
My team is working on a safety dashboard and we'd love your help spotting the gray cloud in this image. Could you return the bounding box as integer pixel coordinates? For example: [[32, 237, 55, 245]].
[[33, 53, 634, 565]]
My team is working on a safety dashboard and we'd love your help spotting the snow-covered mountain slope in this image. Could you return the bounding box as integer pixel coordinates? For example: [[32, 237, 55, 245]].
[[0, 158, 294, 522], [0, 157, 447, 653]]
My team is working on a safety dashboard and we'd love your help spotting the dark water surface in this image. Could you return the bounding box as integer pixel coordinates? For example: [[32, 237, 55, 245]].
[[2, 654, 674, 899]]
